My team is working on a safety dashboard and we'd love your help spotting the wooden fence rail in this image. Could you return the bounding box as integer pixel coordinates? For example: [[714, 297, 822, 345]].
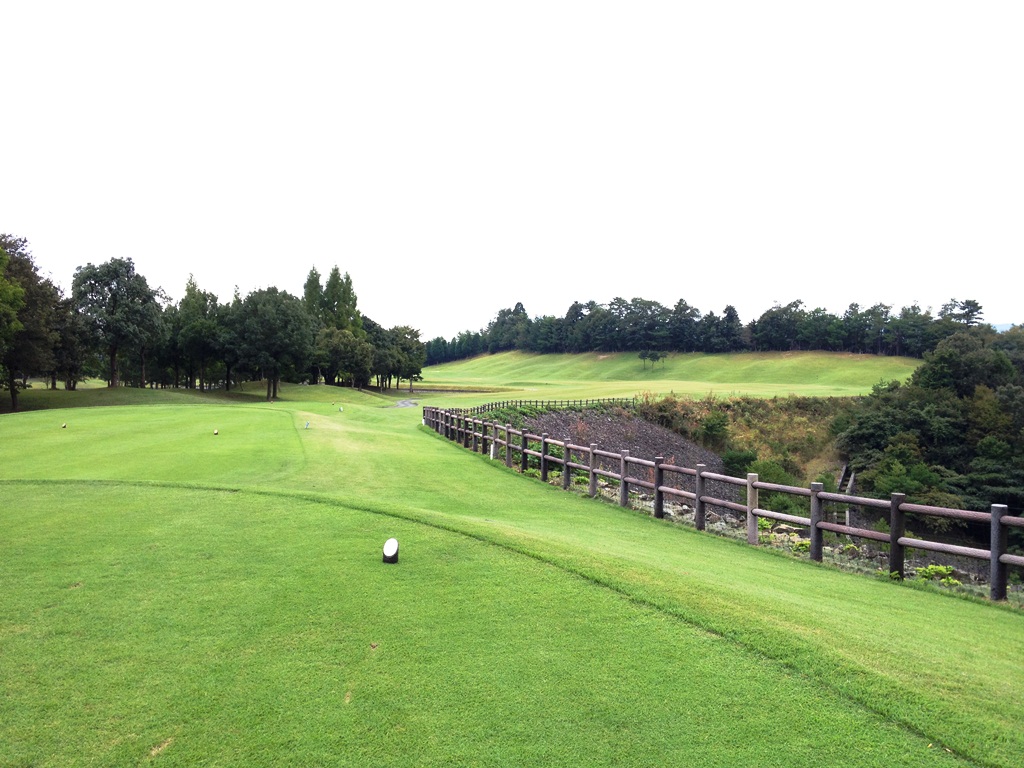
[[445, 397, 635, 416], [423, 404, 1024, 602]]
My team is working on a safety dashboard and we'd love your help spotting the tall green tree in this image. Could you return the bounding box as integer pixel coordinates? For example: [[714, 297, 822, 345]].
[[624, 298, 670, 351], [237, 287, 313, 400], [392, 325, 426, 392], [51, 296, 93, 390], [177, 276, 220, 390], [314, 327, 374, 387], [487, 303, 531, 352], [888, 303, 938, 357], [215, 291, 243, 391], [719, 305, 746, 351], [752, 301, 805, 351], [322, 266, 362, 334], [72, 258, 161, 387], [668, 299, 701, 352], [1, 236, 59, 410], [302, 267, 325, 325], [527, 315, 563, 353], [0, 241, 27, 372]]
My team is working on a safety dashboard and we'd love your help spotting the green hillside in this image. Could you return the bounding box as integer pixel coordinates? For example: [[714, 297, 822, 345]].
[[421, 350, 921, 401]]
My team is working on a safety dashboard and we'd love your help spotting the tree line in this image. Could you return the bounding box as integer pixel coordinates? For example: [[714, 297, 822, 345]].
[[0, 234, 425, 410], [425, 296, 994, 366]]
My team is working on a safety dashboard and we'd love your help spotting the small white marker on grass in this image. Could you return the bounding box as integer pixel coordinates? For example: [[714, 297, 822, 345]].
[[382, 538, 399, 564]]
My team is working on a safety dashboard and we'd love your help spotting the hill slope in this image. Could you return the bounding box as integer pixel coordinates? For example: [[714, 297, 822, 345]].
[[421, 350, 920, 400]]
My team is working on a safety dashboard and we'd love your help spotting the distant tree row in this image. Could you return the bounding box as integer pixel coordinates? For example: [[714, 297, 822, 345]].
[[425, 296, 997, 366], [0, 235, 425, 410]]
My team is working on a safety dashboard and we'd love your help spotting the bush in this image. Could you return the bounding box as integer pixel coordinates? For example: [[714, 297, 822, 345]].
[[723, 448, 758, 477]]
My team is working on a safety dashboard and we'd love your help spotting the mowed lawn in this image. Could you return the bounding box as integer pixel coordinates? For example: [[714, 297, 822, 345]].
[[1, 363, 1021, 767], [418, 350, 922, 401]]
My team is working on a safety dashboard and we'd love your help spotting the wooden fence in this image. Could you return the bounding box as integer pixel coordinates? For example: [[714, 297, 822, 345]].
[[422, 404, 1024, 602], [444, 397, 635, 416]]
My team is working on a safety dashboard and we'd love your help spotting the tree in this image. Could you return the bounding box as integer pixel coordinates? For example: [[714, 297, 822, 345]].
[[52, 296, 93, 390], [698, 310, 725, 352], [1, 235, 59, 410], [719, 305, 746, 351], [215, 291, 243, 391], [339, 332, 375, 388], [322, 266, 362, 334], [424, 336, 451, 366], [72, 258, 161, 387], [487, 303, 531, 353], [939, 298, 984, 327], [392, 325, 426, 391], [888, 303, 938, 358], [526, 315, 563, 353], [796, 307, 843, 351], [314, 327, 373, 387], [668, 299, 701, 352], [237, 288, 313, 399], [562, 301, 587, 353], [751, 301, 804, 351], [840, 303, 872, 353], [912, 331, 1016, 398], [0, 241, 27, 373], [177, 276, 220, 390], [302, 266, 324, 325], [623, 298, 670, 351]]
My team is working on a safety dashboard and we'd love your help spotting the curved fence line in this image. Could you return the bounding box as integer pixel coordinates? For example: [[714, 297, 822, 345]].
[[444, 397, 635, 416], [422, 403, 1023, 602]]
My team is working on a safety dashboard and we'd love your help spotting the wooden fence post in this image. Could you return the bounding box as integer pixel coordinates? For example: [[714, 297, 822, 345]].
[[520, 430, 529, 473], [619, 450, 630, 507], [809, 482, 824, 562], [471, 418, 479, 452], [991, 504, 1009, 601], [588, 444, 598, 498], [540, 433, 549, 483], [888, 493, 907, 579], [694, 464, 706, 531], [562, 444, 572, 490], [746, 473, 759, 545], [480, 421, 488, 455], [653, 457, 665, 518], [505, 425, 513, 468]]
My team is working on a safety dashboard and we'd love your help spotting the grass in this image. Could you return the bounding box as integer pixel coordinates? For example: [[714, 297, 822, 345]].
[[2, 353, 1022, 767], [419, 350, 922, 401]]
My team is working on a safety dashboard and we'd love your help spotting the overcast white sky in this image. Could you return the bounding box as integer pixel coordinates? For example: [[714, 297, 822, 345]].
[[3, 2, 1021, 340]]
